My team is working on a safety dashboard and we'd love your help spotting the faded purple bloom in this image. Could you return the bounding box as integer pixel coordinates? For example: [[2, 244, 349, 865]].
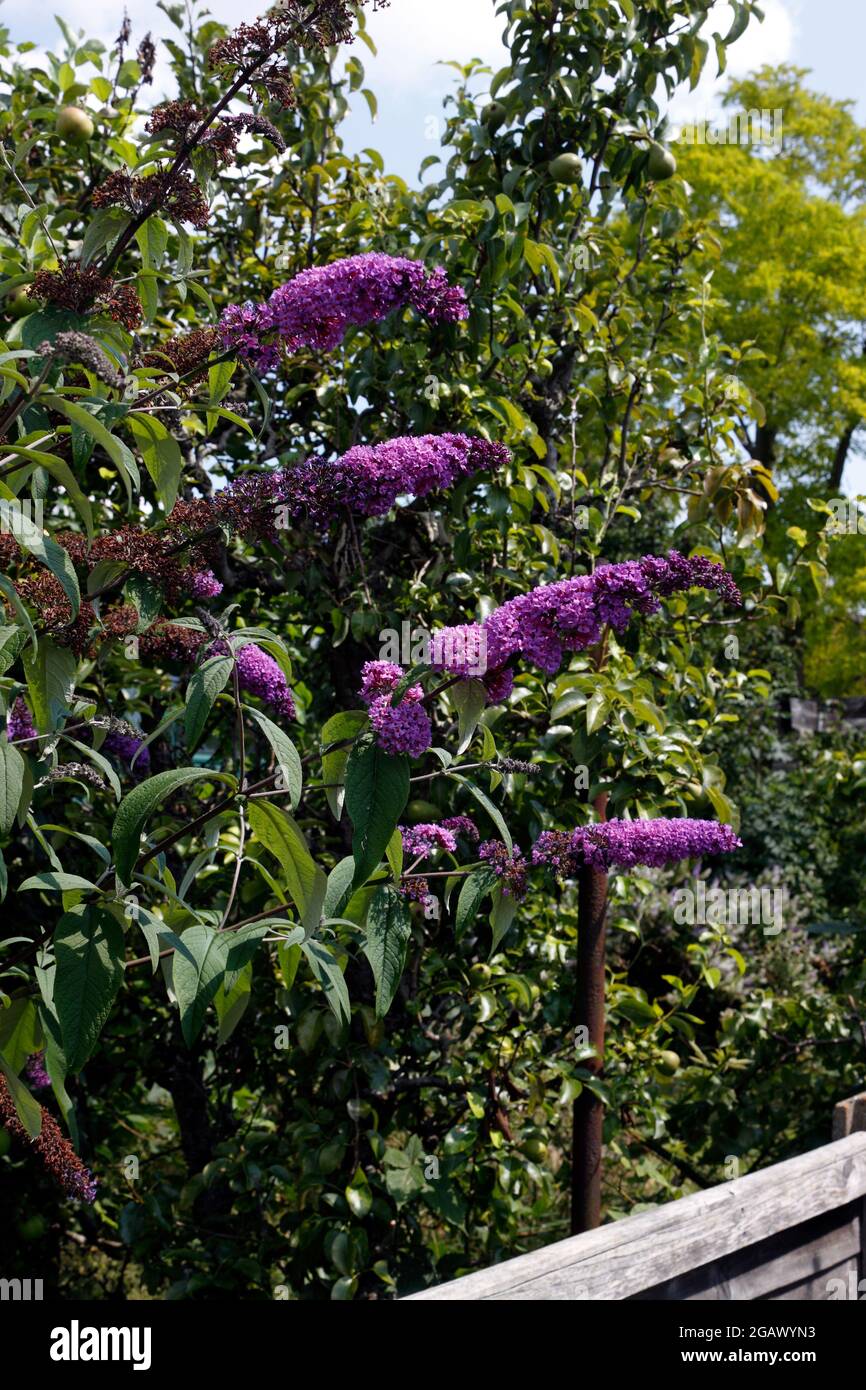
[[401, 816, 479, 858], [219, 252, 469, 371], [479, 839, 528, 900], [532, 819, 742, 875], [24, 1052, 51, 1089], [484, 667, 514, 703], [368, 688, 431, 758], [236, 643, 296, 720], [197, 434, 507, 540], [7, 697, 37, 742], [190, 569, 224, 598]]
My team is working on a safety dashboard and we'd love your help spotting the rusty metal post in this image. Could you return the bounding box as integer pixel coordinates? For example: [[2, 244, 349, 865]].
[[571, 792, 609, 1235]]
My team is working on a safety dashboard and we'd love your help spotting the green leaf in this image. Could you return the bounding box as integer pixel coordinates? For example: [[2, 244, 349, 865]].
[[53, 905, 125, 1072], [19, 871, 99, 893], [323, 856, 356, 920], [171, 924, 228, 1046], [345, 732, 410, 888], [451, 678, 487, 754], [2, 447, 94, 540], [363, 885, 412, 1018], [586, 690, 610, 734], [321, 709, 368, 821], [112, 767, 233, 885], [455, 866, 498, 941], [300, 938, 350, 1024], [385, 826, 403, 882], [22, 637, 76, 732], [10, 509, 80, 618], [126, 412, 183, 513], [0, 1053, 41, 1137], [247, 801, 326, 935], [244, 705, 302, 807], [0, 997, 42, 1072], [489, 885, 517, 954], [185, 655, 233, 751], [43, 393, 140, 502], [448, 773, 512, 849], [135, 216, 168, 271], [0, 738, 25, 836], [215, 962, 252, 1046], [345, 1166, 373, 1218]]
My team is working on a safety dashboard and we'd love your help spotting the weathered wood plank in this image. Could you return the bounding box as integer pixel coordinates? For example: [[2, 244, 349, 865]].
[[403, 1132, 866, 1301], [633, 1202, 860, 1301], [833, 1091, 866, 1140]]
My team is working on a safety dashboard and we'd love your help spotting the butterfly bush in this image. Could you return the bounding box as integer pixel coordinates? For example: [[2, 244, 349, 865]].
[[219, 252, 469, 372], [102, 720, 151, 775], [190, 569, 224, 598], [359, 660, 431, 758], [479, 839, 529, 899], [0, 1073, 97, 1203], [236, 644, 296, 720], [431, 551, 742, 684], [401, 816, 479, 858], [7, 696, 36, 741], [532, 819, 742, 875], [169, 434, 508, 541]]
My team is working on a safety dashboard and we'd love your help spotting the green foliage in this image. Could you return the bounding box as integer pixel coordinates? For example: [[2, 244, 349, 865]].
[[0, 0, 862, 1305]]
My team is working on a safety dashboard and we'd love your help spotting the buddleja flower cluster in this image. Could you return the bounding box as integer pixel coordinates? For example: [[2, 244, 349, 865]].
[[532, 819, 743, 874], [401, 816, 479, 857], [219, 252, 468, 372], [0, 1073, 97, 1203], [208, 3, 389, 109], [359, 661, 431, 758], [169, 434, 507, 540], [432, 551, 742, 686]]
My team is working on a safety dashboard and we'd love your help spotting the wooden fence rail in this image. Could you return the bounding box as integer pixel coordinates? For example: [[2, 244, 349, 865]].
[[404, 1094, 866, 1301]]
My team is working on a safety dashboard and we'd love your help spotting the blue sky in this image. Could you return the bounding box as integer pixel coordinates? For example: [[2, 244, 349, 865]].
[[2, 0, 864, 488]]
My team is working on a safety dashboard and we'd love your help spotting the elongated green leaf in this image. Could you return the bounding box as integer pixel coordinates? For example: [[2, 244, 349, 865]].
[[448, 773, 512, 850], [0, 625, 26, 675], [185, 655, 233, 751], [21, 637, 76, 733], [127, 412, 183, 513], [0, 738, 25, 836], [215, 962, 252, 1046], [323, 856, 356, 920], [171, 924, 228, 1045], [8, 507, 80, 618], [455, 866, 498, 941], [489, 885, 518, 955], [244, 705, 302, 807], [300, 938, 350, 1025], [53, 905, 125, 1072], [321, 709, 368, 821], [112, 766, 234, 885], [0, 997, 42, 1073], [345, 732, 410, 888], [247, 801, 326, 934], [2, 447, 94, 539], [451, 678, 488, 753], [19, 871, 99, 893], [0, 1053, 42, 1137], [363, 885, 412, 1018], [43, 393, 140, 501]]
